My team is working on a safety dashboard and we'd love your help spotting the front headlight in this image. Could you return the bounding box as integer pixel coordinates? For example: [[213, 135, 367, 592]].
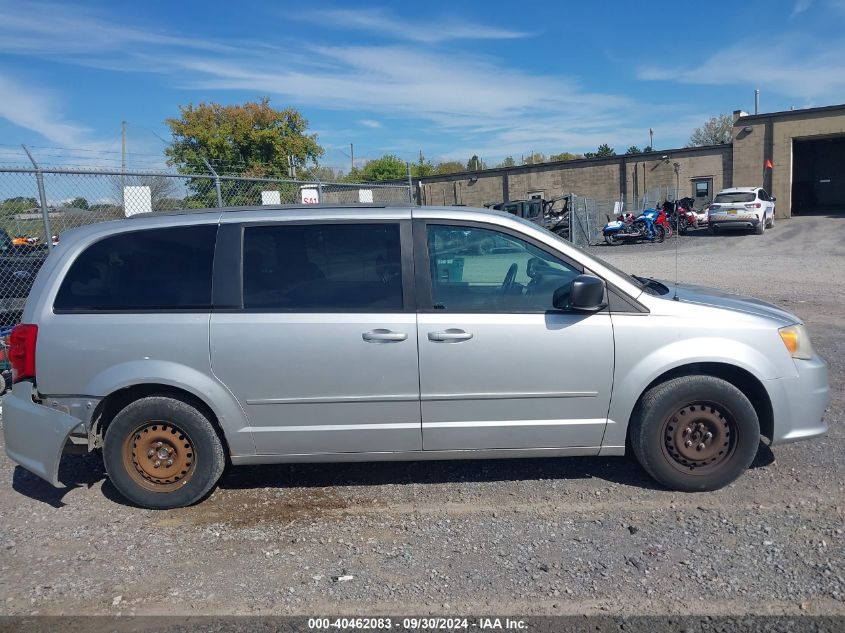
[[779, 324, 814, 360]]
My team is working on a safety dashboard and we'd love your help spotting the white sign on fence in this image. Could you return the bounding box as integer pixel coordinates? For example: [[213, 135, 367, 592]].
[[261, 190, 282, 205], [124, 186, 152, 217], [358, 189, 373, 203], [300, 188, 319, 204]]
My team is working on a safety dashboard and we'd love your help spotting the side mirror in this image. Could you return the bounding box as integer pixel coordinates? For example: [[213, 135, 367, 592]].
[[771, 196, 777, 202], [553, 274, 606, 312]]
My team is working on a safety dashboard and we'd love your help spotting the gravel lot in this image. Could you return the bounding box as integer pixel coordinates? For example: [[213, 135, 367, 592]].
[[0, 214, 843, 618]]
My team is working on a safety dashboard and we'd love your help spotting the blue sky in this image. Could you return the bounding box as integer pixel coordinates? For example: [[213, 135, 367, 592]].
[[1, 0, 844, 172]]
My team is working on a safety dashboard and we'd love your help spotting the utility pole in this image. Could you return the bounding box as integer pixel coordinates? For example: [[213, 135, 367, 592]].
[[350, 143, 354, 173], [120, 120, 127, 208], [649, 128, 654, 150]]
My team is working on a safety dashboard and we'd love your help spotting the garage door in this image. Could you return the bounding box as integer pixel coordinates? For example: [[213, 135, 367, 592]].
[[792, 136, 845, 214]]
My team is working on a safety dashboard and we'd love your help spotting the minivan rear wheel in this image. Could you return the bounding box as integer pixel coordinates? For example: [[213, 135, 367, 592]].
[[103, 396, 225, 509], [629, 376, 759, 492]]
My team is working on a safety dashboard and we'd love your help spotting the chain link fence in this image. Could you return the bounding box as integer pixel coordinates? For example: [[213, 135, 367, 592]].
[[0, 165, 411, 329], [566, 186, 683, 248]]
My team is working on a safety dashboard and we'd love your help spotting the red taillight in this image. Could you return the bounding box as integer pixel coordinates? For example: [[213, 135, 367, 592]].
[[9, 324, 37, 383], [745, 202, 762, 208]]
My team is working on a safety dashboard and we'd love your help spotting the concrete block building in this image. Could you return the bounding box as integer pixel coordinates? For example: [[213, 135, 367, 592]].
[[416, 103, 845, 218]]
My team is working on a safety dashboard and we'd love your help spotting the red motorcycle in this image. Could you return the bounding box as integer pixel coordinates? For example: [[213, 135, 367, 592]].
[[656, 206, 672, 238], [663, 198, 700, 235]]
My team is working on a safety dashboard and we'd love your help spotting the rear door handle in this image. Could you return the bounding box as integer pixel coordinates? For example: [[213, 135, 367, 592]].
[[362, 329, 408, 343], [428, 329, 473, 343]]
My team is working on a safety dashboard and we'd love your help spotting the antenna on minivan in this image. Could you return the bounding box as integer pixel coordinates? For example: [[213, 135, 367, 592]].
[[672, 199, 680, 301]]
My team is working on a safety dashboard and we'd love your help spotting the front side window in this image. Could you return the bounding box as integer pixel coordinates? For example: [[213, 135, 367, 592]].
[[427, 225, 580, 312], [242, 223, 402, 311], [54, 225, 217, 311]]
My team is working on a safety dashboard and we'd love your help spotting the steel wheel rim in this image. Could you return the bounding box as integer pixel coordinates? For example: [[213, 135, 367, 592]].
[[660, 402, 737, 475], [122, 421, 196, 493]]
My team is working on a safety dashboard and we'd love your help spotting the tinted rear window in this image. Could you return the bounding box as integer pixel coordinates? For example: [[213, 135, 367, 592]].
[[242, 223, 403, 311], [714, 192, 756, 203], [54, 225, 217, 311]]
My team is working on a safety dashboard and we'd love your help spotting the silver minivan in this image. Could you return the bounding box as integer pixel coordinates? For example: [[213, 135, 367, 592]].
[[2, 205, 830, 509]]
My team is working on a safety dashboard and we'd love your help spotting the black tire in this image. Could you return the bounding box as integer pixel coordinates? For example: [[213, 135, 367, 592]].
[[709, 225, 718, 236], [103, 396, 225, 509], [655, 224, 666, 243], [629, 376, 760, 492], [755, 218, 764, 235], [604, 232, 620, 246]]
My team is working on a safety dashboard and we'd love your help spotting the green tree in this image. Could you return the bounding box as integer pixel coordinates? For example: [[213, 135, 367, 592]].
[[688, 114, 733, 146], [0, 196, 38, 216], [301, 165, 344, 182], [466, 155, 483, 171], [433, 161, 465, 175], [165, 97, 323, 206], [498, 156, 516, 168], [643, 145, 654, 152], [625, 146, 642, 155], [549, 152, 578, 162], [68, 196, 89, 209], [412, 154, 436, 177], [348, 154, 408, 182], [524, 152, 546, 165], [596, 144, 616, 157]]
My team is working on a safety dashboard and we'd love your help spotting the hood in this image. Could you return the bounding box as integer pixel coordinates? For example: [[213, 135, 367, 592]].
[[660, 281, 799, 325]]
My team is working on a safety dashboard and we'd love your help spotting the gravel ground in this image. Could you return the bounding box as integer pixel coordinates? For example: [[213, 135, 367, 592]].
[[0, 214, 843, 618]]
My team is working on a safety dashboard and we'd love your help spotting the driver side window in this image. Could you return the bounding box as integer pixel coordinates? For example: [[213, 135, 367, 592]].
[[426, 224, 580, 312]]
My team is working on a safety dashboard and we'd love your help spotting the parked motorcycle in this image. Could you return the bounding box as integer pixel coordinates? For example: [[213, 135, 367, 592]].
[[655, 205, 672, 239], [602, 208, 666, 245], [662, 197, 702, 235]]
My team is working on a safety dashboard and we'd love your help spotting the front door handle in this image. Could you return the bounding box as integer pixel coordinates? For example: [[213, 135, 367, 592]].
[[428, 329, 473, 343], [362, 329, 408, 343]]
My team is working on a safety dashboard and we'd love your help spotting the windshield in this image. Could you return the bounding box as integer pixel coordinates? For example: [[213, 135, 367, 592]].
[[714, 192, 755, 203]]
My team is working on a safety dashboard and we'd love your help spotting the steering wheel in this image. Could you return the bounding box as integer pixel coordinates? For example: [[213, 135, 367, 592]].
[[501, 263, 518, 295]]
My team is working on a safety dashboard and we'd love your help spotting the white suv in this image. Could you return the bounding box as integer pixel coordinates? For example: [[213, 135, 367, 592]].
[[708, 187, 775, 235]]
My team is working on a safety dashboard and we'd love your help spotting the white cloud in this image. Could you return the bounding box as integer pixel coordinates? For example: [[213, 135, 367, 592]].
[[295, 9, 531, 43], [638, 36, 845, 101], [792, 0, 813, 15], [173, 44, 631, 134], [0, 1, 234, 56], [0, 71, 92, 146], [0, 1, 699, 162]]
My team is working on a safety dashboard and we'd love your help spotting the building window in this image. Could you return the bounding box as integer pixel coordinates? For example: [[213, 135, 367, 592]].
[[692, 179, 711, 201]]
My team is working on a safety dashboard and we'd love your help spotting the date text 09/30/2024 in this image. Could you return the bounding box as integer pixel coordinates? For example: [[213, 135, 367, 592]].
[[307, 617, 528, 630]]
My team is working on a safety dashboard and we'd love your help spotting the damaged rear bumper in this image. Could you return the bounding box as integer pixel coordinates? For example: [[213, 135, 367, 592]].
[[2, 381, 84, 487]]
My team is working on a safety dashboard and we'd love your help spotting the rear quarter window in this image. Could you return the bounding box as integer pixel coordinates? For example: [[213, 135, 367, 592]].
[[53, 225, 217, 312]]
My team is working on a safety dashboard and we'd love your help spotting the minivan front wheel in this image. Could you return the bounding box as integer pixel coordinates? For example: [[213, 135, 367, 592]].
[[103, 396, 225, 509], [630, 376, 759, 492]]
